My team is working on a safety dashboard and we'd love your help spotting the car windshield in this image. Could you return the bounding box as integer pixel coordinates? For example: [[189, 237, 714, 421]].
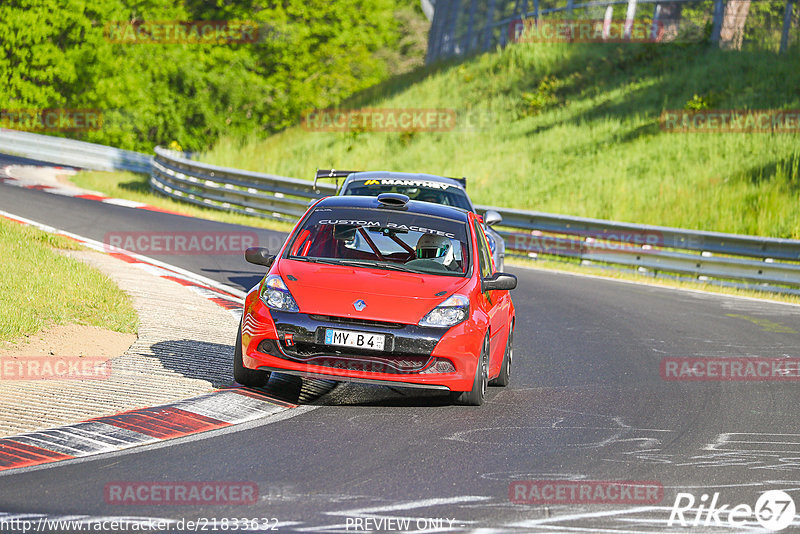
[[343, 179, 473, 211], [286, 207, 470, 276]]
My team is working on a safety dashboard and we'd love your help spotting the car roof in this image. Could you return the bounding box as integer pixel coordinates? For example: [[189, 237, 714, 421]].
[[313, 195, 471, 223], [342, 171, 466, 190]]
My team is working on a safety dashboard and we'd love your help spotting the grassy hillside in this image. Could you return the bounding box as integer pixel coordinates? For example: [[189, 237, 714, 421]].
[[200, 41, 800, 238]]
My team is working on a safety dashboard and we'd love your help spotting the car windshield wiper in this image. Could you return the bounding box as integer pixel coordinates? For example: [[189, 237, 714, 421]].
[[336, 259, 436, 274], [288, 256, 344, 265], [290, 257, 452, 275]]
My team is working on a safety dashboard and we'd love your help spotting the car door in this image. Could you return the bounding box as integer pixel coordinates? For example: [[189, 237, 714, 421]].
[[472, 218, 507, 374]]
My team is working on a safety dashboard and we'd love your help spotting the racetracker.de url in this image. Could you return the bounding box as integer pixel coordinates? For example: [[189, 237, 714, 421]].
[[0, 517, 281, 532]]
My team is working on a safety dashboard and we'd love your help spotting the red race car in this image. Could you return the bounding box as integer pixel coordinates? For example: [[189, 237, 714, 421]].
[[235, 193, 517, 405]]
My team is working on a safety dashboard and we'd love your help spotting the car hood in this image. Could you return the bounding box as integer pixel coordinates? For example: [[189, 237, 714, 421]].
[[277, 259, 470, 324]]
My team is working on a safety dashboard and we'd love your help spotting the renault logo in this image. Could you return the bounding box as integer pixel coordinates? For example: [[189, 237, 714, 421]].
[[353, 299, 367, 311]]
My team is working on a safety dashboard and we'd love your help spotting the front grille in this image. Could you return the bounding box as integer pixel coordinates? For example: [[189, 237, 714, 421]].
[[285, 353, 434, 374], [308, 315, 405, 329]]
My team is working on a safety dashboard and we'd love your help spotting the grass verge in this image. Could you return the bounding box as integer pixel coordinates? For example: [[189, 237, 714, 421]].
[[0, 218, 138, 343], [69, 171, 295, 232]]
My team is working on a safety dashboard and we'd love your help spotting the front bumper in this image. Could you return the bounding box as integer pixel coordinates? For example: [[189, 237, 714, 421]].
[[241, 296, 482, 392]]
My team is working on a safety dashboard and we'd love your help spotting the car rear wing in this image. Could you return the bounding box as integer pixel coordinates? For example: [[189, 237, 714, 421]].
[[314, 169, 360, 192], [314, 169, 467, 191]]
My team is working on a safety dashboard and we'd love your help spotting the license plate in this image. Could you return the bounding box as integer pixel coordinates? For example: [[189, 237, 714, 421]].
[[324, 329, 386, 351]]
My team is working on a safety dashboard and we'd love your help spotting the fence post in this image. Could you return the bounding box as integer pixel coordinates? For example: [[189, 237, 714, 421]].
[[780, 0, 794, 53], [710, 0, 725, 45], [624, 0, 638, 39], [425, 1, 447, 63], [651, 3, 662, 41], [603, 5, 613, 39], [447, 0, 462, 55], [484, 0, 497, 50], [463, 0, 478, 52]]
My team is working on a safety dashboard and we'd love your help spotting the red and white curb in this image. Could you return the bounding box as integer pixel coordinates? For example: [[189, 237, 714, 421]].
[[0, 210, 338, 473], [0, 165, 186, 216], [0, 389, 292, 472]]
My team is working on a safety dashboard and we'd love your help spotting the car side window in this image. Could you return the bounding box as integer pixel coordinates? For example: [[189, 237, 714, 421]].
[[473, 219, 494, 278]]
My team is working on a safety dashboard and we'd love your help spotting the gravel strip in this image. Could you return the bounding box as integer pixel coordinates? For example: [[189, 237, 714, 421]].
[[0, 249, 239, 436]]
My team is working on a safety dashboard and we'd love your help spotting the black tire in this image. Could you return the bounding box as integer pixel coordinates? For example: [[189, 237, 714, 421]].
[[451, 335, 489, 406], [233, 326, 270, 387], [489, 323, 513, 387]]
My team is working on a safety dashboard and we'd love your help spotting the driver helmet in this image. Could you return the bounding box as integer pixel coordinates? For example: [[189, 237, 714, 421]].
[[416, 234, 455, 268]]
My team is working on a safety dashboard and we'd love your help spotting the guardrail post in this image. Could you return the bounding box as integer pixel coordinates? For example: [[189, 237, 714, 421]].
[[710, 0, 725, 45], [780, 0, 795, 53]]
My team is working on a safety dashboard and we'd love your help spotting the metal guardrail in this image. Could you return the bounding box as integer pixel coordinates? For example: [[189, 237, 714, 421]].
[[149, 147, 800, 292], [151, 147, 336, 222], [0, 129, 151, 174]]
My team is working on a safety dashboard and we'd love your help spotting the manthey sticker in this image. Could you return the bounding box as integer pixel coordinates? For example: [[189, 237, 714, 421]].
[[359, 179, 453, 190]]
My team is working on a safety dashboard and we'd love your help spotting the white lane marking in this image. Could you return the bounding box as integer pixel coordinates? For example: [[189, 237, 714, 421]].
[[507, 506, 661, 527], [101, 198, 146, 208], [512, 526, 661, 533]]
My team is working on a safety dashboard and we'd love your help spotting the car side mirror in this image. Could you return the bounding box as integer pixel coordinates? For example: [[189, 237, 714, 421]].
[[482, 272, 517, 291], [483, 210, 502, 226], [245, 247, 275, 267]]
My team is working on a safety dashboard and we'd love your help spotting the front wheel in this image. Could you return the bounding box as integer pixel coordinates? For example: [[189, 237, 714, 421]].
[[233, 326, 270, 387], [451, 335, 489, 406]]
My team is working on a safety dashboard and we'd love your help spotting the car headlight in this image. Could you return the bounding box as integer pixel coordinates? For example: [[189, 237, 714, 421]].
[[260, 275, 299, 312], [419, 294, 469, 328]]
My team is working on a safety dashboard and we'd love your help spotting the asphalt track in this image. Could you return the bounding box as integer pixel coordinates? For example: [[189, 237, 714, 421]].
[[1, 160, 800, 532]]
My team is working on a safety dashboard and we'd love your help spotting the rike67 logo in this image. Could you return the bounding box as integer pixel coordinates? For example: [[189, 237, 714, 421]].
[[668, 490, 796, 531]]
